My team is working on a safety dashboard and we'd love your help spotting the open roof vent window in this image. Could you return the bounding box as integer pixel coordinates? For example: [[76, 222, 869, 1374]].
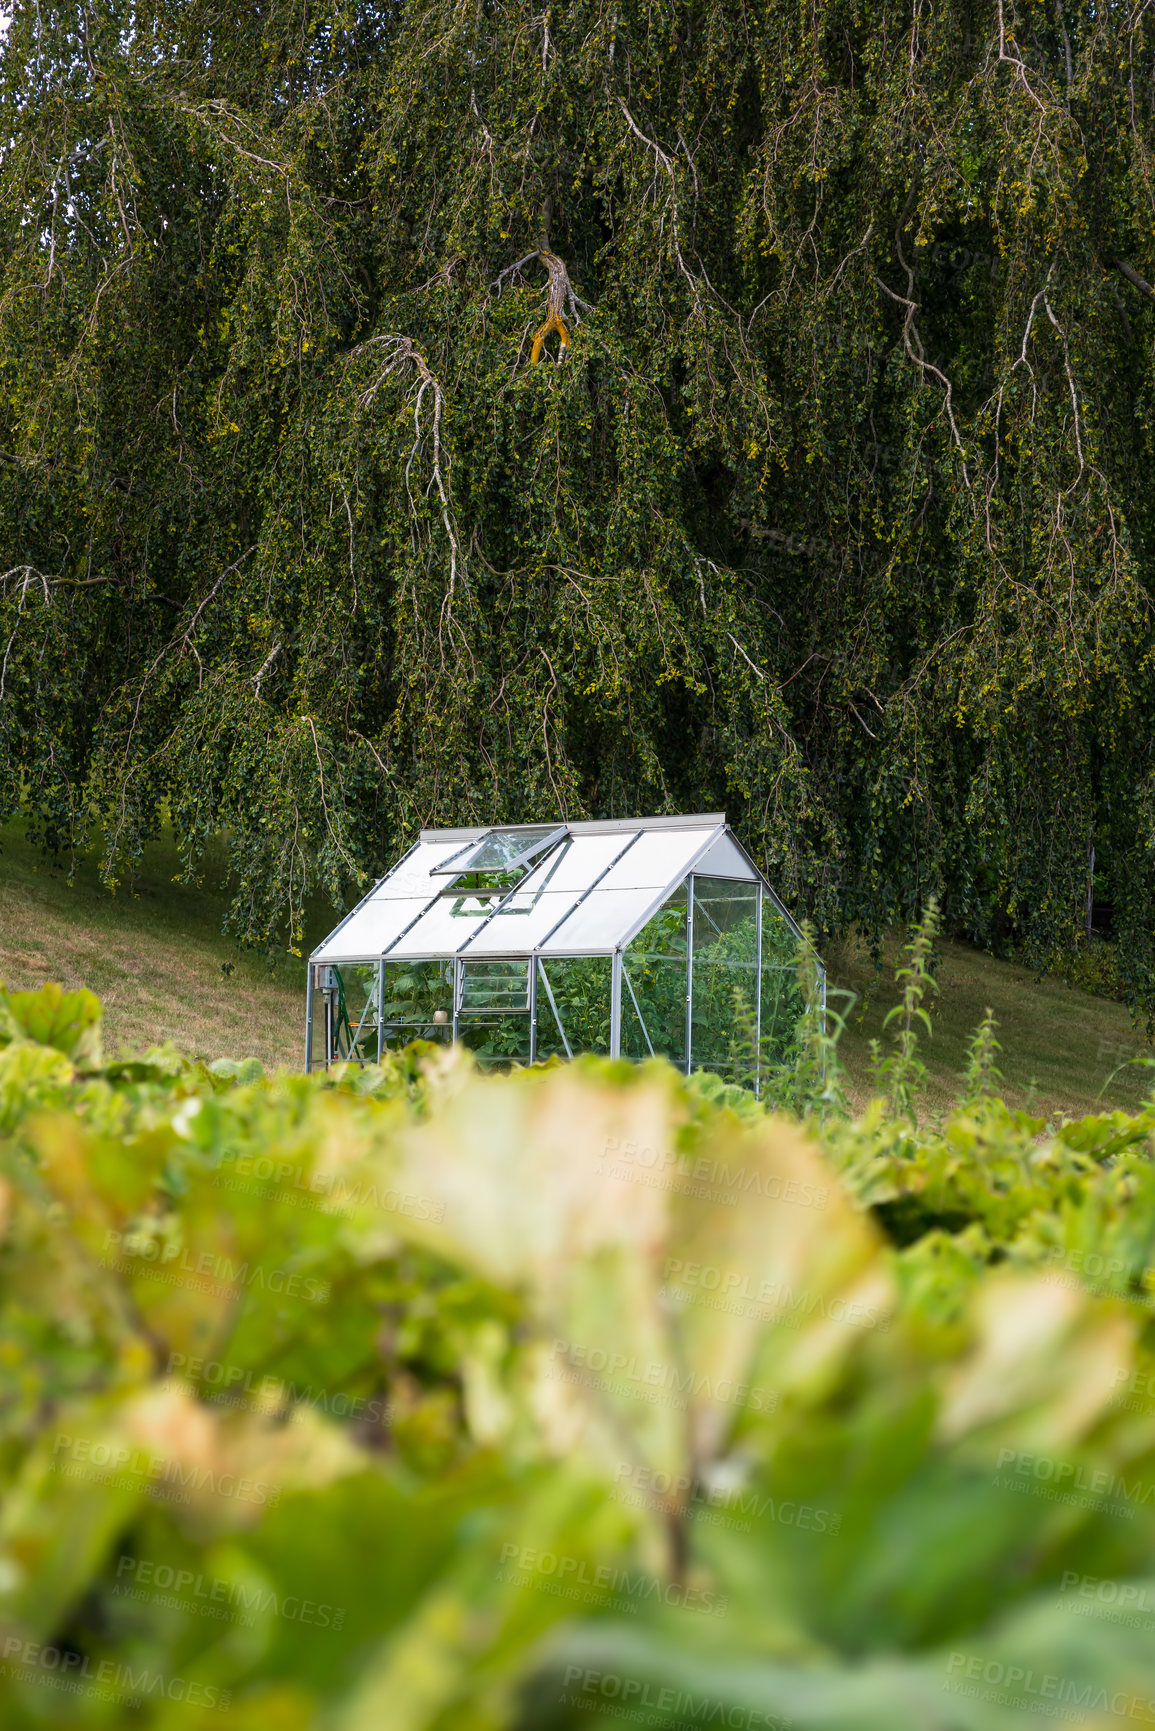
[[433, 826, 567, 898]]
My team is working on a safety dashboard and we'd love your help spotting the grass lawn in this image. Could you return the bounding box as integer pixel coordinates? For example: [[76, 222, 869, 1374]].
[[0, 819, 329, 1072], [0, 816, 1150, 1118], [827, 932, 1152, 1120]]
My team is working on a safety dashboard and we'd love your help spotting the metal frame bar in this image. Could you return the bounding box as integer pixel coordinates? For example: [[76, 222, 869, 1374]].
[[528, 952, 538, 1063], [610, 951, 623, 1057], [685, 875, 695, 1076], [304, 967, 315, 1074], [376, 958, 385, 1062], [420, 813, 726, 842], [422, 836, 483, 877], [820, 967, 828, 1084], [323, 987, 335, 1072], [754, 886, 763, 1098]]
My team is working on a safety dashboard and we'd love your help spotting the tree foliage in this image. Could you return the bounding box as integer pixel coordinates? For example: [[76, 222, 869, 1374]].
[[1, 0, 1154, 1004]]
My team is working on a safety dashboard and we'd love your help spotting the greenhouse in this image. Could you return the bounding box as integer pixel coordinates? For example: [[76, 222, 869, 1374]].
[[306, 814, 819, 1086]]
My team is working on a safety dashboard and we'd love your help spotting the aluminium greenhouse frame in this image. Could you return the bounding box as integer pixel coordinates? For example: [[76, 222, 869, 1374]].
[[305, 814, 822, 1089]]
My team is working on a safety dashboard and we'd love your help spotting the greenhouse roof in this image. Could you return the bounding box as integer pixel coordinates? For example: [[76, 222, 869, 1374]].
[[313, 814, 793, 964]]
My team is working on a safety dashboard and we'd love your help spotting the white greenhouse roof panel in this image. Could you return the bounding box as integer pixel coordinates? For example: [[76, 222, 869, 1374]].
[[385, 895, 490, 958], [596, 826, 721, 890], [514, 831, 639, 896], [459, 890, 589, 955], [312, 893, 433, 963], [541, 886, 670, 954], [372, 837, 476, 897]]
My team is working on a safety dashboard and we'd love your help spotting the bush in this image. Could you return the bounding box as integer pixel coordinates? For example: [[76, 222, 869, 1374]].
[[1, 982, 1155, 1728]]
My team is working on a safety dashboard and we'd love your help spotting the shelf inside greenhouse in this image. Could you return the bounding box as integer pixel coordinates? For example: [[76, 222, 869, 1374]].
[[306, 814, 821, 1088]]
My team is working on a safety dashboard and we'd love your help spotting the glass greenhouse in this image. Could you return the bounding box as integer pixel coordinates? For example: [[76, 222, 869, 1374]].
[[306, 814, 820, 1088]]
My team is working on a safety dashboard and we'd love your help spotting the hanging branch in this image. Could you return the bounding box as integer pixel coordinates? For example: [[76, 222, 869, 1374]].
[[355, 334, 460, 591]]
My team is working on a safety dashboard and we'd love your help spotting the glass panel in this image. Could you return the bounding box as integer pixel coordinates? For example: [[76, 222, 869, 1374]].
[[434, 826, 559, 874], [622, 887, 687, 1066], [460, 960, 531, 1012], [375, 839, 477, 898], [379, 960, 453, 1050], [760, 895, 798, 966], [536, 957, 613, 1058], [542, 886, 667, 953], [597, 828, 716, 891], [515, 833, 634, 896], [759, 895, 805, 1066], [314, 893, 434, 962], [458, 1016, 532, 1066], [759, 966, 806, 1067], [463, 888, 581, 953], [386, 893, 491, 957], [315, 963, 380, 1064], [690, 876, 760, 1080], [458, 961, 532, 1067]]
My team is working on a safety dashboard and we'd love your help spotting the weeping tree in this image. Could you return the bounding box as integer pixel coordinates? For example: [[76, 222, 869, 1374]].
[[0, 0, 1153, 1012]]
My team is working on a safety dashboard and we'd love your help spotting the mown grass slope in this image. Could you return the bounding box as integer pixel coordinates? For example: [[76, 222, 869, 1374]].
[[830, 931, 1152, 1118], [0, 821, 324, 1071], [0, 818, 1149, 1114]]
